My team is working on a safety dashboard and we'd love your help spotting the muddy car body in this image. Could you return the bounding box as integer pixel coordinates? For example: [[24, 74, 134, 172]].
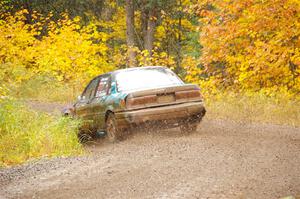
[[70, 66, 206, 141]]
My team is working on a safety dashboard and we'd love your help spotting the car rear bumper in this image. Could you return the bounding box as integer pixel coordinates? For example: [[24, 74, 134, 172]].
[[115, 101, 206, 128]]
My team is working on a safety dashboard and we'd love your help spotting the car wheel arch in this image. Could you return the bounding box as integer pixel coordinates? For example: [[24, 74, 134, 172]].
[[105, 110, 114, 122]]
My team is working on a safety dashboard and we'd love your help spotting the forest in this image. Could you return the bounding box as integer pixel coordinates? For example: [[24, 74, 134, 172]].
[[0, 0, 300, 166]]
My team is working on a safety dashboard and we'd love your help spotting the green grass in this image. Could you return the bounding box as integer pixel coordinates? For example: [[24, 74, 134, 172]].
[[10, 76, 82, 103], [0, 99, 83, 167], [205, 92, 300, 127]]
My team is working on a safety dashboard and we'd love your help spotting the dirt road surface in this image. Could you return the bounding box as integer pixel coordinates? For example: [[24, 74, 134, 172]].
[[1, 117, 300, 199]]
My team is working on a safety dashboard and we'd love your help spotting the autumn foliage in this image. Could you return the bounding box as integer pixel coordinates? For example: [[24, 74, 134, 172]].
[[0, 0, 299, 98], [1, 1, 300, 166], [0, 9, 181, 96], [184, 0, 300, 97], [0, 10, 114, 86]]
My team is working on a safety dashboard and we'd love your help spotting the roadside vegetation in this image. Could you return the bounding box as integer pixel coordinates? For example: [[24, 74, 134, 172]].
[[0, 0, 299, 166], [206, 92, 300, 127], [0, 98, 83, 167]]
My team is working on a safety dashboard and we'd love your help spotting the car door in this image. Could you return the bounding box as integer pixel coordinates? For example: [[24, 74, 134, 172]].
[[89, 74, 111, 131], [75, 78, 99, 128]]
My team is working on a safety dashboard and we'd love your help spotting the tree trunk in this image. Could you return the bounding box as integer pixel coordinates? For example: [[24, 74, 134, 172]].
[[23, 0, 33, 24], [175, 0, 183, 74], [140, 0, 148, 49], [125, 0, 137, 67], [93, 0, 104, 19], [144, 8, 156, 58]]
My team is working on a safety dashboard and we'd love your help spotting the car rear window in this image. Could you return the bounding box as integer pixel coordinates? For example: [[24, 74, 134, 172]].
[[115, 68, 184, 92]]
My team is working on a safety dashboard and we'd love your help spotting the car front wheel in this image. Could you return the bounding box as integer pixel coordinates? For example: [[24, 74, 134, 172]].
[[106, 113, 122, 142]]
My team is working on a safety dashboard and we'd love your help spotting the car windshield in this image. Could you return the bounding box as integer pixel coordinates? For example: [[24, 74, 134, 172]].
[[115, 68, 184, 92]]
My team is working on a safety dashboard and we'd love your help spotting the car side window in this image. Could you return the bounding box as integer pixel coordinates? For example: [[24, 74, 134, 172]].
[[81, 78, 99, 100], [95, 76, 110, 98]]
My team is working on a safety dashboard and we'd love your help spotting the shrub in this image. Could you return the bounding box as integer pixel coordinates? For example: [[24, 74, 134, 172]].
[[0, 99, 83, 167], [10, 75, 81, 103]]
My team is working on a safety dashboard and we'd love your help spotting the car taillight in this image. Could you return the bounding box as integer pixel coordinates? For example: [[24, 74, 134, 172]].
[[120, 99, 126, 108], [126, 95, 157, 107], [175, 90, 203, 100]]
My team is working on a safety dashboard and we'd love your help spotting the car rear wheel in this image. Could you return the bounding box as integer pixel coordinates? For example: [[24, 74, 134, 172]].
[[180, 122, 198, 134], [106, 113, 122, 142]]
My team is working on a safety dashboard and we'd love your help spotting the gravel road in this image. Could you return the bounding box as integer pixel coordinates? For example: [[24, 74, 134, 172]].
[[0, 118, 299, 199]]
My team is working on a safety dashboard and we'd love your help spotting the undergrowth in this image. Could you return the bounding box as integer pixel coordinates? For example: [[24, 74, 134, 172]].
[[10, 76, 82, 103], [0, 99, 83, 167], [205, 92, 300, 127]]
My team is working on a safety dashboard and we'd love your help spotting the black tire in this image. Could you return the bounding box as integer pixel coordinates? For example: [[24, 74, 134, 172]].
[[180, 122, 198, 134], [106, 113, 122, 142]]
